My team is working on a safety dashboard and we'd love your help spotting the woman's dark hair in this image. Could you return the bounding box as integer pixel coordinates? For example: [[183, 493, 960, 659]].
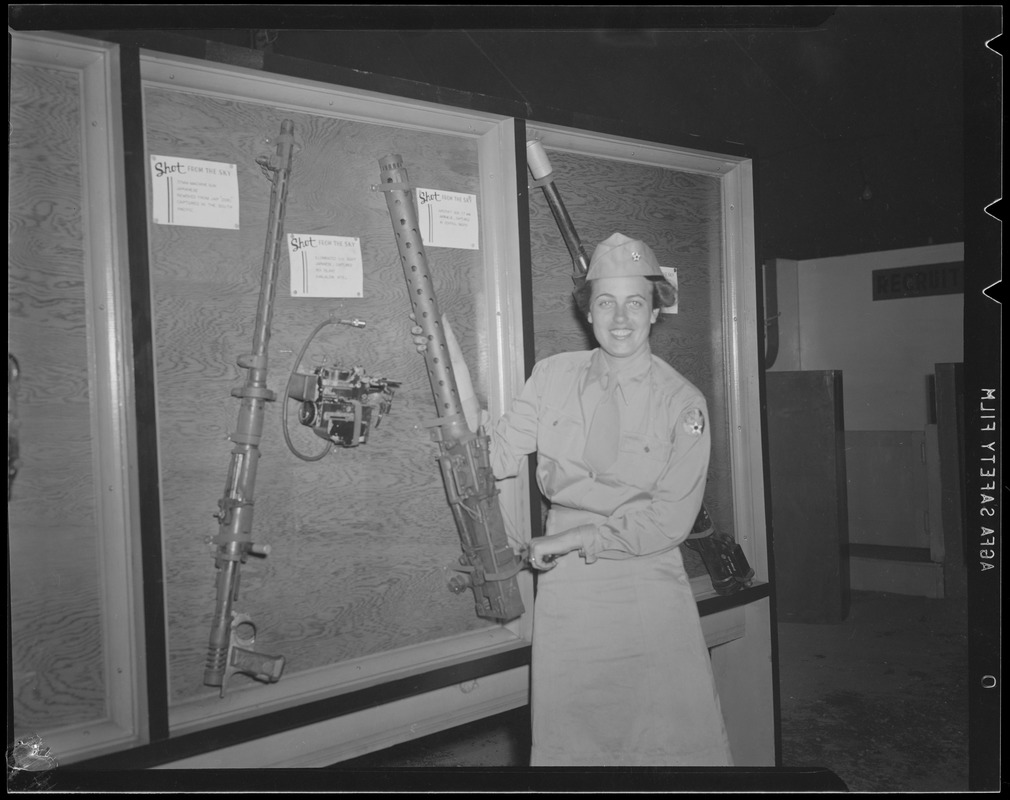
[[573, 276, 678, 317]]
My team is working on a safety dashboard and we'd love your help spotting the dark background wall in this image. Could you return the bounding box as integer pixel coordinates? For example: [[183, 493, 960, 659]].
[[209, 6, 967, 263], [9, 4, 1000, 268], [10, 6, 993, 267]]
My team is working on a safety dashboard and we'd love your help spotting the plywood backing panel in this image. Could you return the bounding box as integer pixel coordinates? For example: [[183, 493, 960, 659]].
[[526, 150, 732, 575], [8, 62, 106, 729], [142, 87, 499, 705]]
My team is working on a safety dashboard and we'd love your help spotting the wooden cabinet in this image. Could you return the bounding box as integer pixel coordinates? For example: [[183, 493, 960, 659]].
[[766, 371, 850, 623]]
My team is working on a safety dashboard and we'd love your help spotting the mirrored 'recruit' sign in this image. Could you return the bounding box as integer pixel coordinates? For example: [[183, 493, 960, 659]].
[[872, 261, 964, 301]]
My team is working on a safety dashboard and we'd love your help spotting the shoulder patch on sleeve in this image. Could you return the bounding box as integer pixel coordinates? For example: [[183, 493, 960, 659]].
[[682, 407, 706, 437]]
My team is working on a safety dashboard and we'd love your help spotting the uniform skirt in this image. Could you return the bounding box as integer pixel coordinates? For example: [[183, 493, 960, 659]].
[[529, 506, 733, 766]]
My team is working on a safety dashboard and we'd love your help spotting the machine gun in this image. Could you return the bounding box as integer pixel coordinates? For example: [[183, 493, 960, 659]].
[[375, 154, 525, 623], [525, 138, 754, 594], [204, 121, 294, 696]]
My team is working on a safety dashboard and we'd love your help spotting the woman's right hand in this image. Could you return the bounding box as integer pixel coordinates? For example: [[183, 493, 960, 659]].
[[408, 313, 426, 354]]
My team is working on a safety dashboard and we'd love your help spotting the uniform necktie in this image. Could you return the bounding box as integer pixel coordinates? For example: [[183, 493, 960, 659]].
[[583, 374, 620, 473]]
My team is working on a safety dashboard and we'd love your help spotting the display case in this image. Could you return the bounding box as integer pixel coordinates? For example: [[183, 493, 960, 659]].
[[523, 122, 771, 764], [9, 33, 144, 764], [9, 30, 773, 769]]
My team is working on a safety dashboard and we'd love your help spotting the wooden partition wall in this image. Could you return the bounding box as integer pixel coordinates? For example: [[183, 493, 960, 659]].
[[9, 35, 143, 763], [10, 46, 106, 735]]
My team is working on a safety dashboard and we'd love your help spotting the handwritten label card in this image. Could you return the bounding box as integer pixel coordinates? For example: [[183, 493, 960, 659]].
[[661, 267, 679, 314], [150, 156, 239, 229], [287, 234, 363, 298], [416, 188, 479, 250]]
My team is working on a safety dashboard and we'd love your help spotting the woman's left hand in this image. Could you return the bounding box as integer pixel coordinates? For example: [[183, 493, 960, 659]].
[[527, 525, 596, 571]]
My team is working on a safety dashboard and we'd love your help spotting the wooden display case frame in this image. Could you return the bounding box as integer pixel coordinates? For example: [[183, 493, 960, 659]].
[[9, 31, 773, 768], [9, 32, 147, 765]]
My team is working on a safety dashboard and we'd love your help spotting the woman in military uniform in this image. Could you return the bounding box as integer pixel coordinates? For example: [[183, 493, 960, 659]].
[[418, 232, 731, 766]]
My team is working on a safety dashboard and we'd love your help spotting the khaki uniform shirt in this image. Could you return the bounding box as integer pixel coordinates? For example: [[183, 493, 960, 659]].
[[490, 347, 711, 559]]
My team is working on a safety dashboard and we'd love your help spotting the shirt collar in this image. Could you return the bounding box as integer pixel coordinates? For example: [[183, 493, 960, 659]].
[[586, 348, 653, 395]]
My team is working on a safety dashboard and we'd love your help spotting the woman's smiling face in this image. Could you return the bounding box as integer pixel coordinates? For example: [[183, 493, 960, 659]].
[[587, 275, 660, 359]]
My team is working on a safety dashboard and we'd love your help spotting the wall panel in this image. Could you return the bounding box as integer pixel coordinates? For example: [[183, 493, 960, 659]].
[[785, 243, 964, 431], [9, 59, 106, 732], [10, 32, 145, 763]]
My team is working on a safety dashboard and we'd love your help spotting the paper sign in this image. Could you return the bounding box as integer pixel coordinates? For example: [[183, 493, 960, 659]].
[[416, 188, 479, 250], [872, 261, 963, 300], [150, 156, 239, 229], [661, 267, 679, 314], [287, 234, 363, 298]]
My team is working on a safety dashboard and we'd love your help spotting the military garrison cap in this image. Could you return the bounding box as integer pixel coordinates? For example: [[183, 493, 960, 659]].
[[586, 232, 664, 280]]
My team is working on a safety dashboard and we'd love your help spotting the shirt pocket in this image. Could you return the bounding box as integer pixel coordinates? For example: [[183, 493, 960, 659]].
[[538, 405, 585, 459], [617, 431, 673, 489], [536, 406, 585, 493]]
